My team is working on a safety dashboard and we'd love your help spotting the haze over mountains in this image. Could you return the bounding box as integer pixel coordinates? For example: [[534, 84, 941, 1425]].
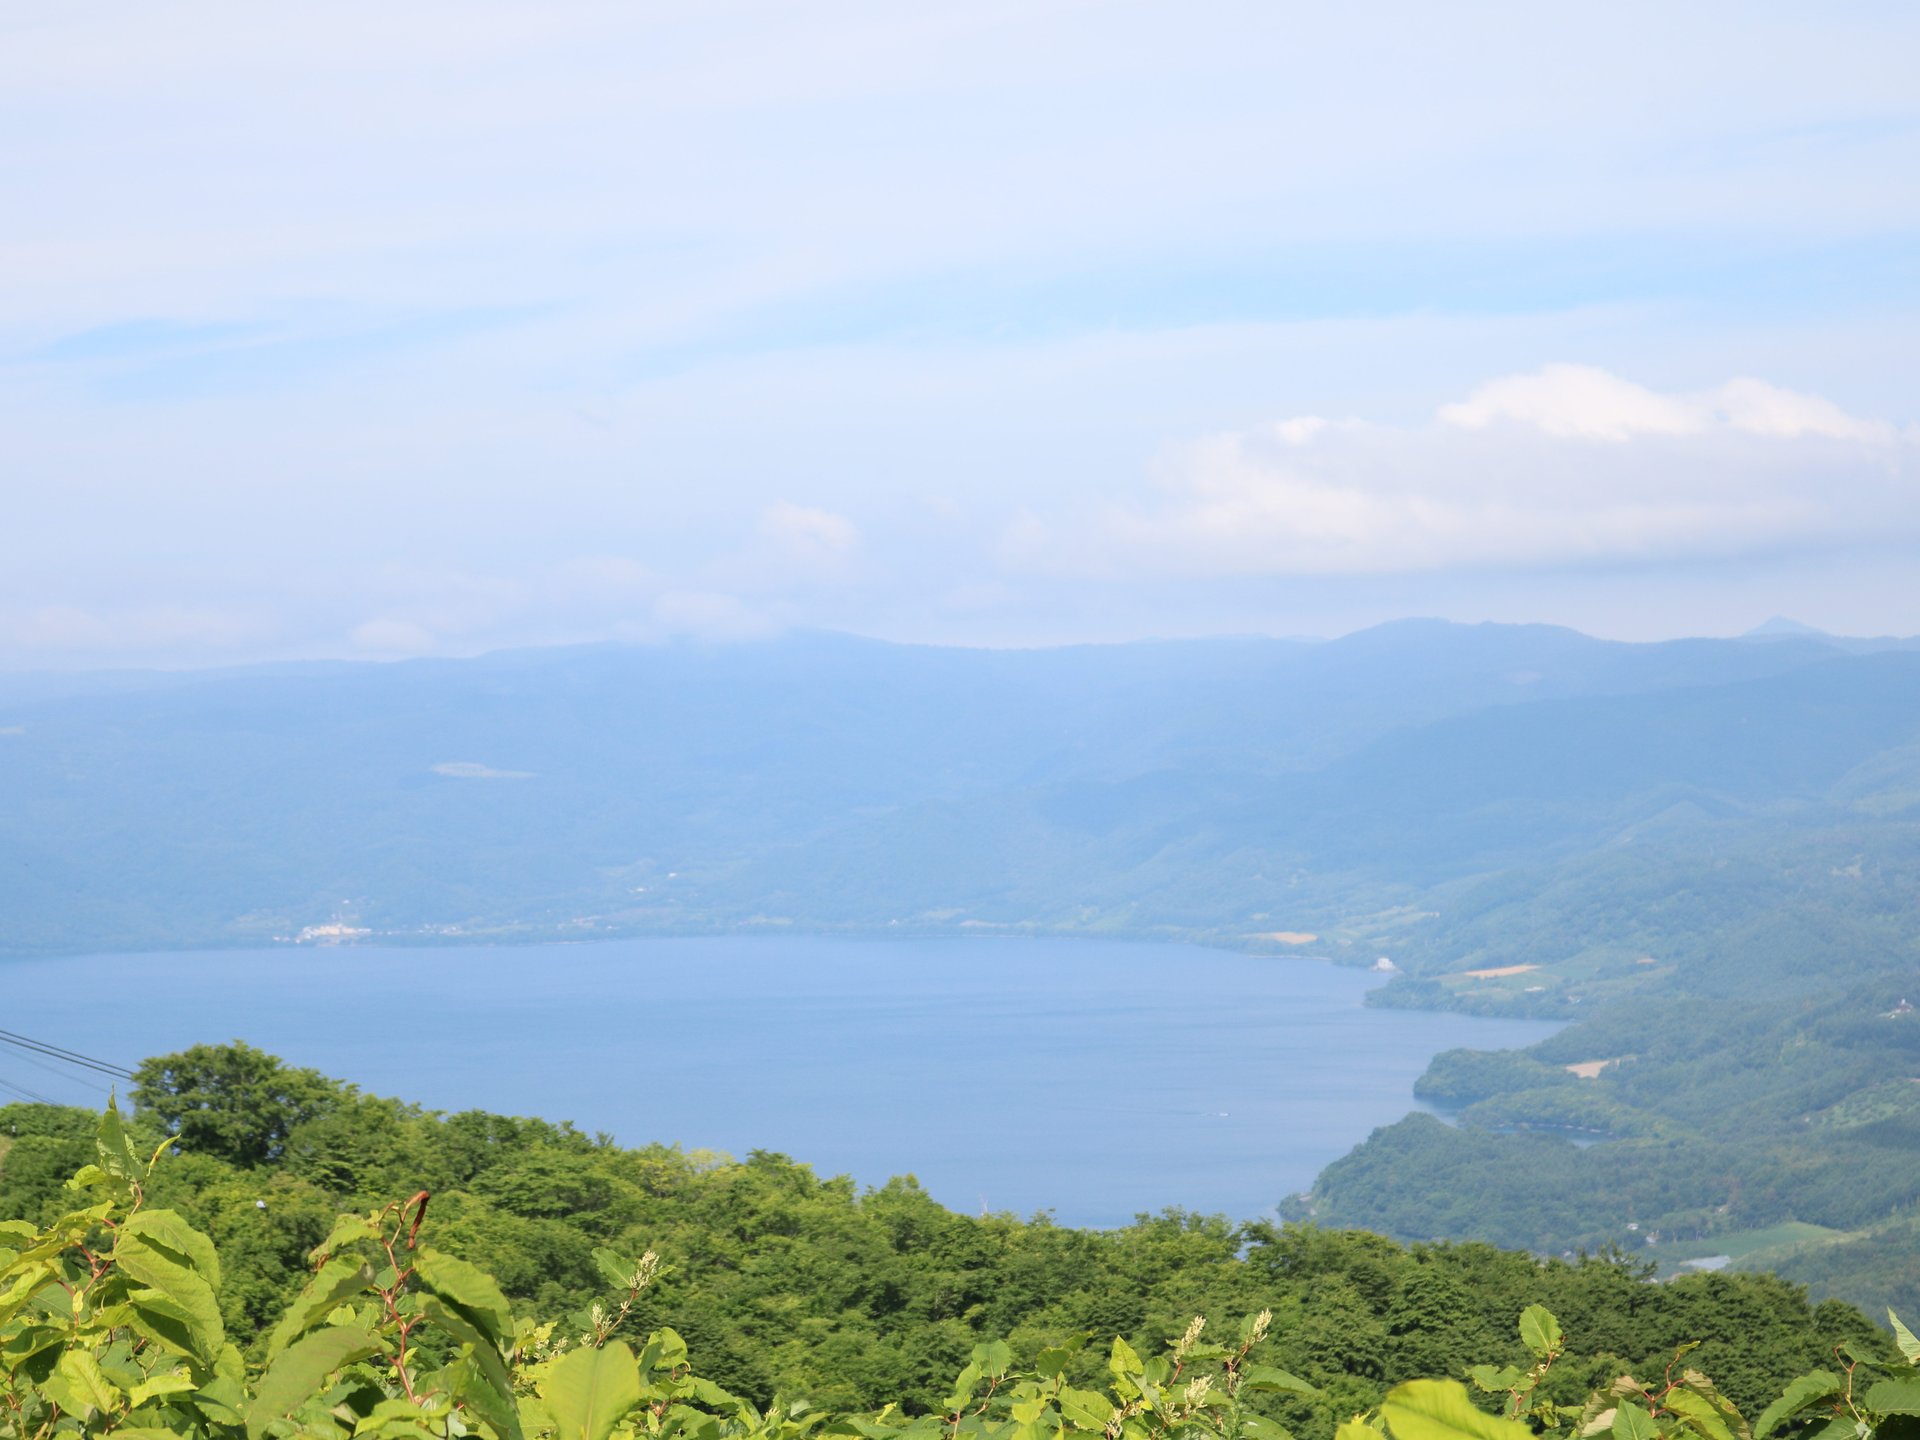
[[3, 618, 1917, 961]]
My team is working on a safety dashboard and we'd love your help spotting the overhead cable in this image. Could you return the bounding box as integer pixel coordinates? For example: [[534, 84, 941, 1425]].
[[0, 1028, 135, 1081], [0, 1073, 55, 1106]]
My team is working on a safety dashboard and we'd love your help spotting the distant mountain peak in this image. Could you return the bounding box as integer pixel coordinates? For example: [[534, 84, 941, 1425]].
[[1742, 617, 1829, 640]]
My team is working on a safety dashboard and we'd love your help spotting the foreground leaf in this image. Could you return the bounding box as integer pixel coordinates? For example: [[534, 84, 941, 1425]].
[[1380, 1380, 1536, 1440], [247, 1325, 384, 1440], [1662, 1388, 1737, 1440], [116, 1234, 224, 1365], [1892, 1312, 1920, 1367], [1753, 1372, 1841, 1438], [1242, 1364, 1318, 1398], [122, 1209, 223, 1288], [1864, 1378, 1920, 1417], [266, 1254, 375, 1356], [1519, 1305, 1563, 1359], [421, 1295, 522, 1440], [413, 1245, 515, 1349], [541, 1339, 642, 1440]]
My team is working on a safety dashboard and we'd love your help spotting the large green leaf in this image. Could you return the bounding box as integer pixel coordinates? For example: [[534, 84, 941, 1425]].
[[246, 1325, 384, 1440], [96, 1099, 141, 1186], [215, 1342, 246, 1385], [11, 1204, 111, 1266], [192, 1374, 247, 1426], [413, 1246, 515, 1350], [126, 1289, 203, 1364], [1057, 1386, 1113, 1431], [121, 1209, 223, 1288], [1613, 1403, 1661, 1440], [50, 1349, 123, 1419], [592, 1248, 636, 1291], [421, 1295, 522, 1440], [0, 1261, 55, 1329], [1892, 1312, 1920, 1368], [1380, 1380, 1536, 1440], [1241, 1364, 1317, 1397], [448, 1348, 524, 1440], [308, 1213, 380, 1264], [1662, 1388, 1737, 1440], [1865, 1379, 1920, 1417], [540, 1341, 642, 1440], [266, 1255, 374, 1357], [688, 1376, 747, 1415], [1036, 1346, 1075, 1380], [942, 1361, 983, 1414], [972, 1341, 1013, 1378], [1519, 1306, 1563, 1359], [639, 1326, 690, 1374], [1753, 1372, 1841, 1438], [116, 1235, 224, 1365], [5, 1322, 66, 1378], [129, 1371, 198, 1408]]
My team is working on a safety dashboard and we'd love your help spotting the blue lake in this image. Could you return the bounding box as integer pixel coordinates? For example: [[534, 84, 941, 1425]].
[[4, 936, 1559, 1227]]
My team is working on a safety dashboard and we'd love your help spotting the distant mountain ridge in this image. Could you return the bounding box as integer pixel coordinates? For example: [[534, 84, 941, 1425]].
[[2, 619, 1917, 956]]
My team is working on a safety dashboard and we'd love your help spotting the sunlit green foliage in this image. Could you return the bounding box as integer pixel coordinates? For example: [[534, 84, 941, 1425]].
[[0, 1043, 1894, 1418], [1, 1100, 1916, 1440], [1298, 972, 1920, 1324]]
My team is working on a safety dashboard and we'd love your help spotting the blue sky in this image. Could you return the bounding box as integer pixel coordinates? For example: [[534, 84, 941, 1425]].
[[3, 1, 1918, 666]]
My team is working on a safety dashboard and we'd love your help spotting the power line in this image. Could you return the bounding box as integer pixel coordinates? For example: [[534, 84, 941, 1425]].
[[6, 1044, 108, 1090], [0, 1073, 56, 1106], [0, 1028, 134, 1076], [3, 1042, 113, 1092], [0, 1029, 135, 1082]]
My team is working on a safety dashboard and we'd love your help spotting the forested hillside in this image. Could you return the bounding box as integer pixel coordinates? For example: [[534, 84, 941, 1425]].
[[0, 1045, 1900, 1432], [1292, 790, 1920, 1318]]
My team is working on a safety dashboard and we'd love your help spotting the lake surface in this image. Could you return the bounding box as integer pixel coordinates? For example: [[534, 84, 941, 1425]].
[[4, 936, 1559, 1226]]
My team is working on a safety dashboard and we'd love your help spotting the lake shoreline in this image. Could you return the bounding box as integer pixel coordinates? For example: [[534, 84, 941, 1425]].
[[3, 933, 1561, 1228]]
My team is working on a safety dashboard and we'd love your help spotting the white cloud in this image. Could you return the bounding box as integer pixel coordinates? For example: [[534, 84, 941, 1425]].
[[1439, 365, 1702, 441], [431, 761, 535, 780], [1708, 377, 1894, 443], [758, 503, 859, 564], [733, 503, 863, 588], [1008, 366, 1913, 578], [1270, 416, 1330, 446], [1440, 363, 1894, 443]]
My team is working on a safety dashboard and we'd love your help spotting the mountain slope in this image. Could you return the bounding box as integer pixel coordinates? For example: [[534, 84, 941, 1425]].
[[2, 623, 1916, 954]]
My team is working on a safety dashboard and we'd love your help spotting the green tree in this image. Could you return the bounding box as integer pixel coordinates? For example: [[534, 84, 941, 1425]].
[[133, 1041, 342, 1167]]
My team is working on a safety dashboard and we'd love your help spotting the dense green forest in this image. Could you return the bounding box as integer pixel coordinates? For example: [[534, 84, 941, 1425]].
[[3, 1045, 1917, 1440], [1295, 841, 1920, 1319]]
